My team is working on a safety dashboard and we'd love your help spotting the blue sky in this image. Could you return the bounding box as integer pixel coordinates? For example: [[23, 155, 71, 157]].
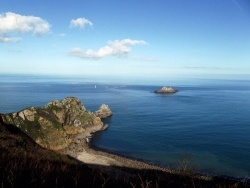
[[1, 0, 250, 80]]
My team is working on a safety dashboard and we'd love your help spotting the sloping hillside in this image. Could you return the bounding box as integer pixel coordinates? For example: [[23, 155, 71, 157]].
[[0, 98, 249, 188], [1, 97, 107, 150]]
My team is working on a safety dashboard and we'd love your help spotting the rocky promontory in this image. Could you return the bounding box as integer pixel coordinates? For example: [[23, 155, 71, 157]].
[[0, 97, 110, 151], [94, 104, 112, 119], [155, 86, 178, 94], [1, 97, 248, 187]]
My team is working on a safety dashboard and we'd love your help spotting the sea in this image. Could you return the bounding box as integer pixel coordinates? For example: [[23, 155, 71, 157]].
[[0, 74, 249, 178]]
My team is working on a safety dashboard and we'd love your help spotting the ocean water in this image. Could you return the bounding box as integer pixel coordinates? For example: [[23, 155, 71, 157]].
[[0, 75, 250, 178]]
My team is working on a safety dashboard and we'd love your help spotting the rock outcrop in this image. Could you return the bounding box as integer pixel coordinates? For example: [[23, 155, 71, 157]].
[[0, 97, 110, 151], [94, 104, 113, 119], [155, 86, 178, 94]]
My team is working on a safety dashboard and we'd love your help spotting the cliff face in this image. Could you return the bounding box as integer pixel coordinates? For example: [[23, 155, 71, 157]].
[[0, 97, 108, 151]]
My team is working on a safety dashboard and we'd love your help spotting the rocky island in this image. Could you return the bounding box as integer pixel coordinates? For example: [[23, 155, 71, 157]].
[[155, 86, 178, 94]]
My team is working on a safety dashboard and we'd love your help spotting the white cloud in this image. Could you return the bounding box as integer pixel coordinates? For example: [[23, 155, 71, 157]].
[[68, 39, 147, 59], [0, 12, 51, 42], [70, 18, 93, 29], [0, 36, 21, 43]]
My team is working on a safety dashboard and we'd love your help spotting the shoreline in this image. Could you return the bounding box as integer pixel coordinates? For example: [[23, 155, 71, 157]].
[[86, 127, 250, 182], [92, 144, 250, 181], [69, 136, 213, 182], [70, 135, 249, 183]]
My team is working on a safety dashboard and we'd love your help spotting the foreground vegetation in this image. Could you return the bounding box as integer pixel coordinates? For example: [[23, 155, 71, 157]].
[[0, 119, 249, 187]]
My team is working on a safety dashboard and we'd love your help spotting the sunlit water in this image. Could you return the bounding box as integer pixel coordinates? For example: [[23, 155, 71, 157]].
[[0, 75, 249, 178]]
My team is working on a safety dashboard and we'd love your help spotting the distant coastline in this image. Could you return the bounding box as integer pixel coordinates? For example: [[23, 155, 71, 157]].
[[1, 73, 250, 85]]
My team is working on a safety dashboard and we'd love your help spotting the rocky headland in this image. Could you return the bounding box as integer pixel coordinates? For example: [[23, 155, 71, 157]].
[[155, 86, 178, 94], [0, 97, 109, 151], [0, 97, 248, 187], [0, 97, 172, 172]]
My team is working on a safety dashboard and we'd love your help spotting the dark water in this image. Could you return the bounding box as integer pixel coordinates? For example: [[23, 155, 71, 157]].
[[0, 75, 249, 178]]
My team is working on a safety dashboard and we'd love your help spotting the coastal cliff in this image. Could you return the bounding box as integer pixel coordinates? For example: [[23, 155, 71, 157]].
[[0, 97, 248, 187], [0, 97, 110, 151]]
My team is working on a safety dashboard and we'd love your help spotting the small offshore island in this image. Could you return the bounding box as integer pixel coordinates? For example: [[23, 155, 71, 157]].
[[155, 86, 179, 94], [0, 97, 247, 187]]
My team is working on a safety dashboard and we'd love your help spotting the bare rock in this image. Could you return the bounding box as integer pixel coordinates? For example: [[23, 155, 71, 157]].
[[155, 86, 178, 94], [94, 104, 113, 119]]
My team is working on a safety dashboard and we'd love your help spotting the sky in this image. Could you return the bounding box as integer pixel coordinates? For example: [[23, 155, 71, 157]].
[[1, 0, 250, 80]]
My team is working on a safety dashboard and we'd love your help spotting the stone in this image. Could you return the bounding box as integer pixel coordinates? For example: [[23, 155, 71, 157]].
[[155, 86, 178, 94], [23, 109, 36, 121], [94, 104, 113, 119]]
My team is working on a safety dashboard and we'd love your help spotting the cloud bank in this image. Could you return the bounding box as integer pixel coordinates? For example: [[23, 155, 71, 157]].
[[70, 18, 93, 29], [0, 12, 51, 42], [68, 39, 147, 59]]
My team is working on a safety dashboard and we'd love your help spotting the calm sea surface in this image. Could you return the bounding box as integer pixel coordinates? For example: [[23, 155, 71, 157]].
[[0, 75, 250, 178]]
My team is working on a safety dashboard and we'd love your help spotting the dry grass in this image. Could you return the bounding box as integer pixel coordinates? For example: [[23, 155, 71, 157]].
[[0, 119, 249, 188]]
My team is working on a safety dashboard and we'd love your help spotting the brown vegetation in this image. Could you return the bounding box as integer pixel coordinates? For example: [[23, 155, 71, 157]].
[[0, 119, 249, 187]]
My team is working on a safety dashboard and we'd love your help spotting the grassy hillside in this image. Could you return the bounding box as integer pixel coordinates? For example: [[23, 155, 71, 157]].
[[1, 118, 249, 188], [1, 97, 105, 151]]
